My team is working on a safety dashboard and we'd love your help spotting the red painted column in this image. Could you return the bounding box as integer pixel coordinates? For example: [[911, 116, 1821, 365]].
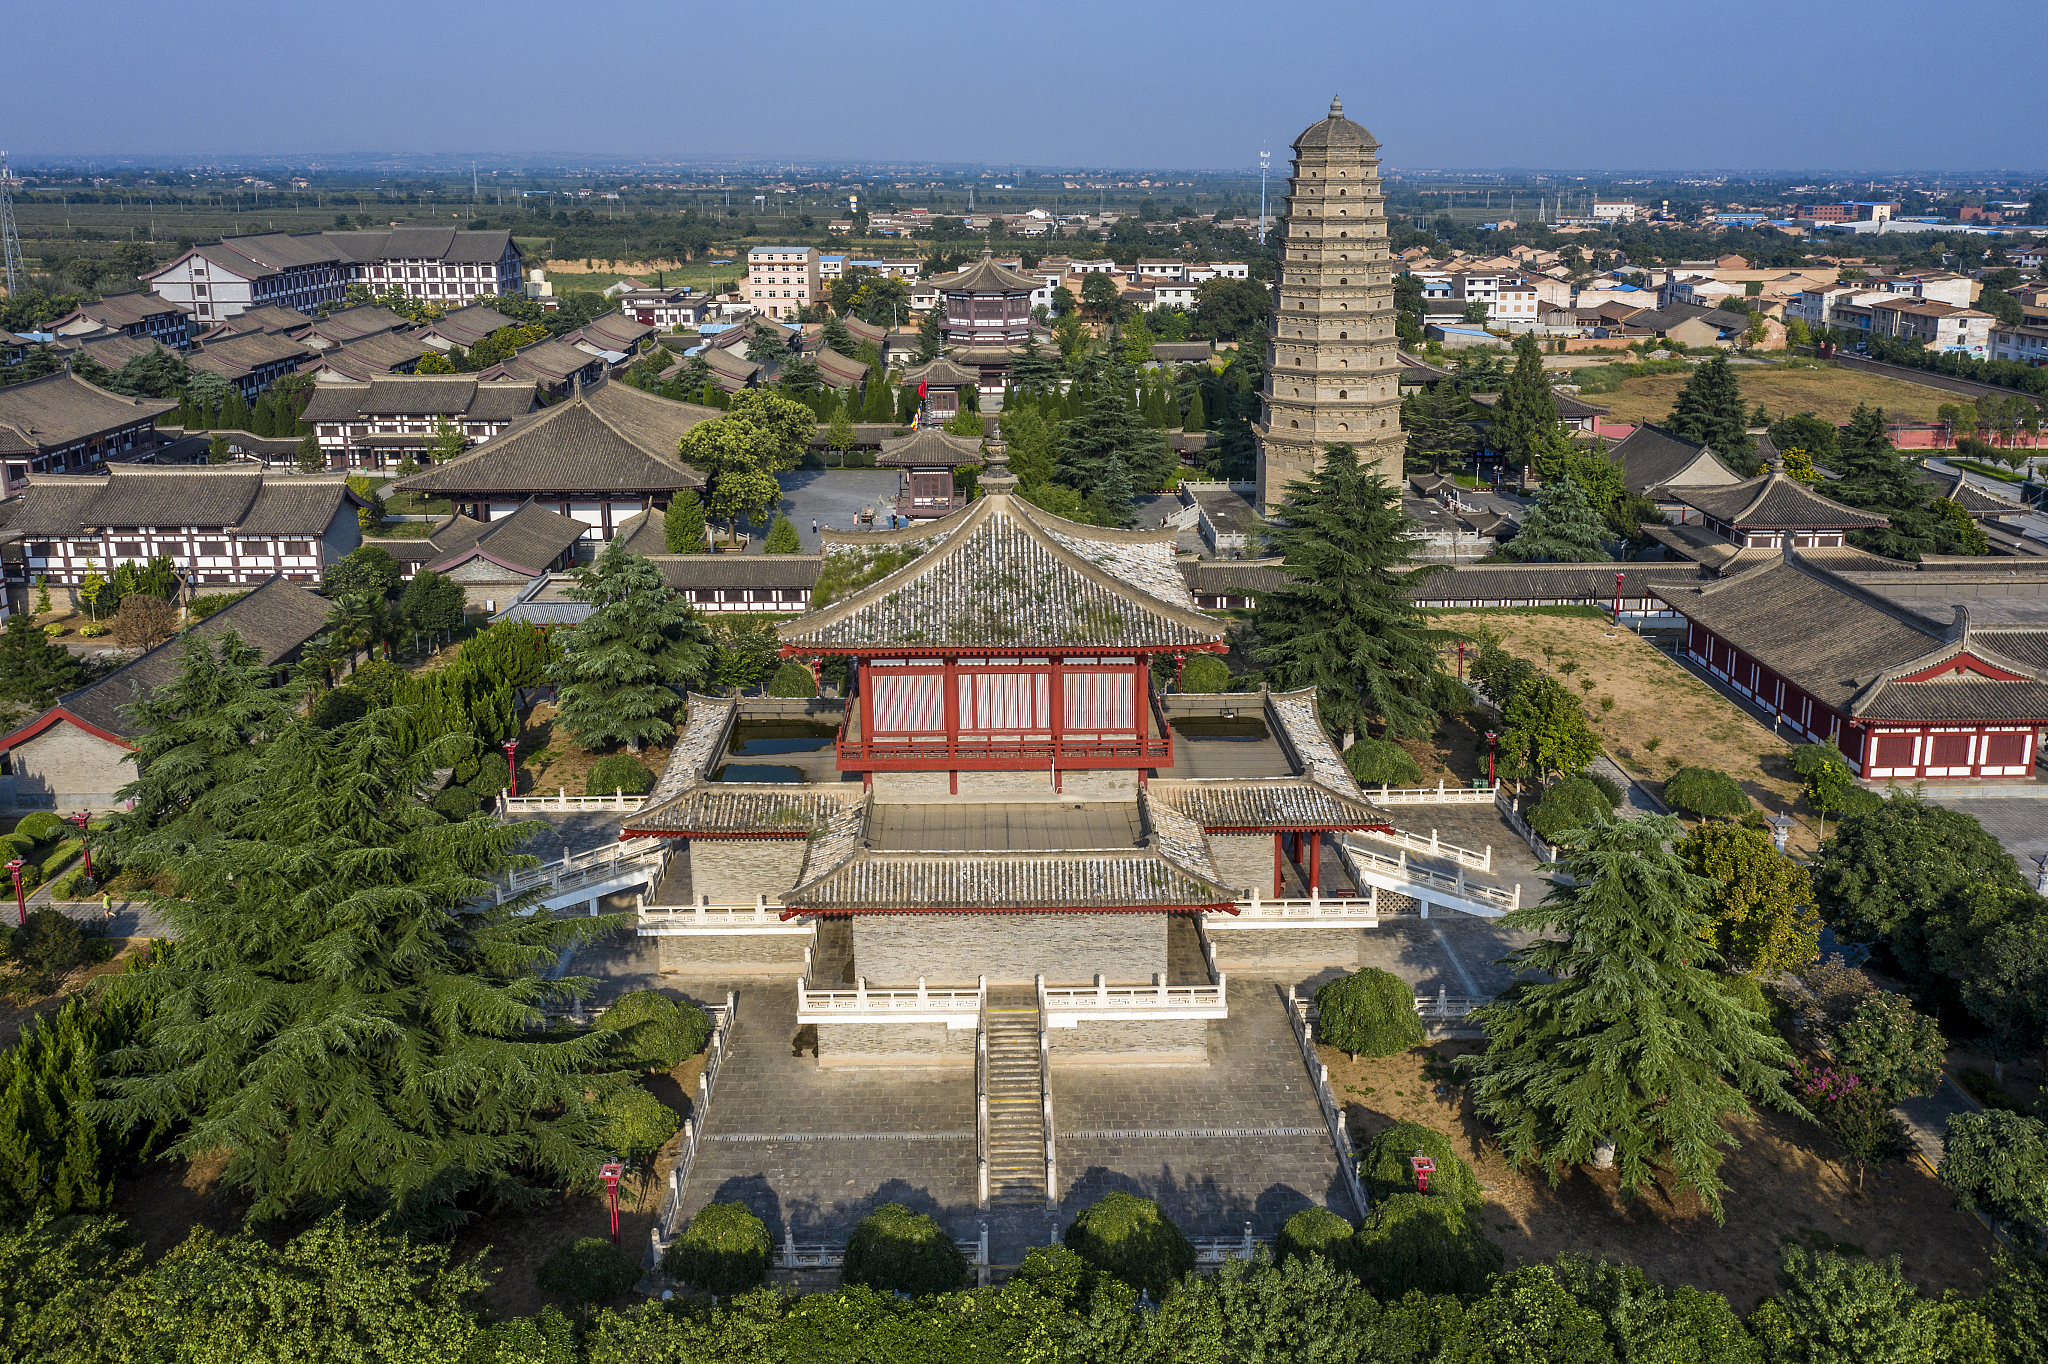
[[1309, 832, 1321, 891], [943, 656, 959, 767], [1133, 657, 1148, 755], [1273, 833, 1284, 898]]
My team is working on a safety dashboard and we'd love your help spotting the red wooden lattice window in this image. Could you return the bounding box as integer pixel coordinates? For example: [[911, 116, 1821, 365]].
[[1930, 734, 1972, 766], [1984, 733, 2030, 766], [1875, 734, 1917, 768]]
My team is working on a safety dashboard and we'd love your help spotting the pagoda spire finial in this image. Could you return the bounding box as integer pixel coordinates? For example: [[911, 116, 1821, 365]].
[[1329, 94, 1344, 118]]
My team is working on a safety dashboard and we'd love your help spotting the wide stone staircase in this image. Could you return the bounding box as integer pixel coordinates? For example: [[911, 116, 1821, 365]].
[[983, 991, 1048, 1207]]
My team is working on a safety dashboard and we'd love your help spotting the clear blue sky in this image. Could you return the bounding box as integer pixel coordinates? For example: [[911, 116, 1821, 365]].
[[20, 0, 2043, 172]]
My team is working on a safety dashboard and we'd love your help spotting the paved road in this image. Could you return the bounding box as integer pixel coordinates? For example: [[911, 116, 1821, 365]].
[[775, 470, 910, 548]]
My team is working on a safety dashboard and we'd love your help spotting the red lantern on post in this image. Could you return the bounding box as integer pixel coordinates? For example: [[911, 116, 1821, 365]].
[[1613, 571, 1625, 622], [1409, 1154, 1437, 1194], [71, 810, 95, 886], [599, 1161, 625, 1246], [1484, 731, 1498, 786], [6, 858, 24, 928], [502, 738, 520, 798], [1455, 639, 1466, 680]]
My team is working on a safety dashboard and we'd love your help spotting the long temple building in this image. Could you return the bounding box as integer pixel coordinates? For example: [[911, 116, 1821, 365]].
[[620, 476, 1430, 1075]]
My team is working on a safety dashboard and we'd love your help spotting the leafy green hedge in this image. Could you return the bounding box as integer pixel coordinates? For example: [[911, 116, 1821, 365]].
[[1314, 969, 1424, 1059], [1342, 738, 1423, 787], [596, 991, 711, 1072], [535, 1237, 643, 1303], [766, 662, 818, 697], [1178, 655, 1230, 694], [662, 1202, 771, 1294], [1527, 776, 1615, 841], [1276, 1207, 1357, 1273], [1063, 1192, 1194, 1298], [1352, 1193, 1501, 1299], [586, 754, 654, 797], [843, 1203, 969, 1297], [1663, 766, 1748, 820], [1359, 1122, 1483, 1208]]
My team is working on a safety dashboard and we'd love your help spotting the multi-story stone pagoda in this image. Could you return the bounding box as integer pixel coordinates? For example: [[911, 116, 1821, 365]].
[[1256, 96, 1404, 511]]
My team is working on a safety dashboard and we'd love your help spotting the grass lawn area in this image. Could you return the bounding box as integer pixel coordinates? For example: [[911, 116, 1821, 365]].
[[1320, 1041, 1996, 1314], [513, 700, 671, 801], [383, 489, 453, 517], [1597, 363, 1958, 427], [538, 259, 741, 297], [1432, 611, 1825, 853]]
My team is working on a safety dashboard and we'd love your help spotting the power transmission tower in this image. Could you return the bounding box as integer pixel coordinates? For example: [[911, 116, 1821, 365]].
[[0, 151, 24, 298]]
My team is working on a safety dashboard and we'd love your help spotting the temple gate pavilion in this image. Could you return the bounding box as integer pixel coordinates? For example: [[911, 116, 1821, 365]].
[[621, 482, 1451, 1072]]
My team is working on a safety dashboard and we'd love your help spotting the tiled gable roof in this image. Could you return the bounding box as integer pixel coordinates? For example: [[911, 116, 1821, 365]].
[[389, 379, 712, 495], [423, 305, 517, 347], [18, 577, 333, 741], [875, 427, 981, 467], [431, 500, 585, 576], [1608, 423, 1741, 498], [0, 370, 177, 451], [780, 494, 1223, 652], [1677, 471, 1891, 529]]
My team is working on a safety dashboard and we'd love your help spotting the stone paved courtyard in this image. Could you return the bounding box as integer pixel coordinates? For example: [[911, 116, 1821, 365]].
[[658, 968, 1348, 1263]]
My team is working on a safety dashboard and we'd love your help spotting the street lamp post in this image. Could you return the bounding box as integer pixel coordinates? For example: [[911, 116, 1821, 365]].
[[502, 738, 521, 798], [599, 1162, 625, 1246], [7, 858, 24, 927], [1613, 572, 1625, 622], [70, 811, 94, 886], [1485, 731, 1498, 786]]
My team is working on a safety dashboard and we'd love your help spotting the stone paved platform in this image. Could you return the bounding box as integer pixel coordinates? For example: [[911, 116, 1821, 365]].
[[1052, 976, 1352, 1233], [664, 970, 1352, 1262]]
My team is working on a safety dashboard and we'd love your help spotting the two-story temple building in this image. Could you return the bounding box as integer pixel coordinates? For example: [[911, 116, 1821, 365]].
[[622, 473, 1423, 1082]]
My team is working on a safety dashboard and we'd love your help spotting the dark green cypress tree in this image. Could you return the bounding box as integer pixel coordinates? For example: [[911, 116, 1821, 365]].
[[1462, 814, 1802, 1221], [1252, 444, 1457, 740], [1182, 385, 1206, 433], [1054, 357, 1172, 499], [1491, 334, 1554, 471], [0, 612, 89, 709], [1664, 353, 1756, 474], [861, 360, 893, 423], [97, 711, 630, 1230], [1096, 453, 1137, 528], [547, 541, 713, 752]]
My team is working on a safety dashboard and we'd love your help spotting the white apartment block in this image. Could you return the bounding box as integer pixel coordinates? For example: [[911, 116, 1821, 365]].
[[748, 245, 821, 320], [1991, 325, 2048, 365], [143, 228, 521, 324], [1592, 201, 1639, 222]]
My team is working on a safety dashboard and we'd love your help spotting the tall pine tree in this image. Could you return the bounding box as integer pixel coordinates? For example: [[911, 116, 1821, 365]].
[[1664, 354, 1756, 474], [1253, 444, 1457, 741], [1054, 355, 1173, 500], [1497, 474, 1612, 562], [1461, 814, 1802, 1221], [1404, 382, 1478, 475], [96, 712, 630, 1231], [1488, 334, 1553, 471], [548, 541, 712, 751], [0, 611, 88, 708]]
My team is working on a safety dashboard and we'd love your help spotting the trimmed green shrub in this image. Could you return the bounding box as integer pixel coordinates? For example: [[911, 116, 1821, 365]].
[[431, 786, 480, 820], [185, 591, 249, 620], [466, 751, 510, 799], [1526, 775, 1615, 841], [1360, 1121, 1483, 1208], [1663, 766, 1748, 820], [594, 1085, 681, 1164], [535, 1236, 642, 1303], [1584, 770, 1623, 808], [1352, 1192, 1502, 1299], [39, 840, 80, 881], [14, 813, 64, 844], [1179, 655, 1230, 694], [596, 990, 712, 1071], [843, 1203, 970, 1297], [662, 1202, 771, 1294], [1063, 1191, 1195, 1299], [1342, 738, 1424, 787], [3, 831, 37, 858], [766, 661, 818, 697], [1314, 969, 1424, 1059], [1276, 1206, 1358, 1273], [761, 516, 802, 553], [585, 754, 653, 797]]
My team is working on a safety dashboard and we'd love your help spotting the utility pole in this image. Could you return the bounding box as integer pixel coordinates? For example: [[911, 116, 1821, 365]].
[[0, 152, 21, 298], [1258, 149, 1270, 245]]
